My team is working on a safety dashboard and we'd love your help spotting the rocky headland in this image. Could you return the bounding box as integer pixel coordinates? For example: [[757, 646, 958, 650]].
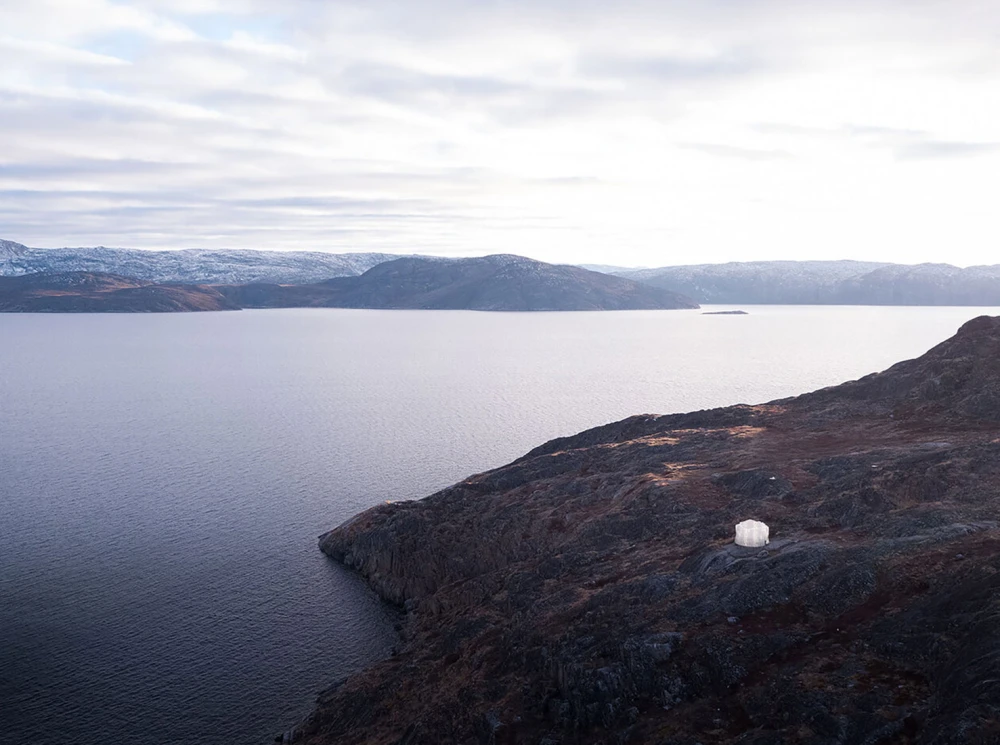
[[300, 316, 1000, 745]]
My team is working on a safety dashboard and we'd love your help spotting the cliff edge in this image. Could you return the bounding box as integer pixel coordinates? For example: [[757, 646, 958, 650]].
[[305, 316, 1000, 745]]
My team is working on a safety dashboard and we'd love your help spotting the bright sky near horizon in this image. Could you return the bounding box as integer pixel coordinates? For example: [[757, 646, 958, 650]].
[[1, 0, 999, 266]]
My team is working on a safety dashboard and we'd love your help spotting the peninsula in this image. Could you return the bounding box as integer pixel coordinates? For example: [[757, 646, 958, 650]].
[[299, 316, 1000, 744]]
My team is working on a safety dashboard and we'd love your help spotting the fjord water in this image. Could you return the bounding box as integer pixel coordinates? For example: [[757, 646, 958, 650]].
[[0, 305, 994, 744]]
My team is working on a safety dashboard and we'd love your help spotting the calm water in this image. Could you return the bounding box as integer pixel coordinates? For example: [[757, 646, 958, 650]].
[[1, 305, 995, 744]]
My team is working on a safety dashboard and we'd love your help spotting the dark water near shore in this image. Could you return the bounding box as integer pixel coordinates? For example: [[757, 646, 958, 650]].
[[1, 306, 995, 744]]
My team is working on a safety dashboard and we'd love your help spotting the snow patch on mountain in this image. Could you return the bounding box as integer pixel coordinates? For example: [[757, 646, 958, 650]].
[[0, 239, 29, 260], [0, 241, 410, 284]]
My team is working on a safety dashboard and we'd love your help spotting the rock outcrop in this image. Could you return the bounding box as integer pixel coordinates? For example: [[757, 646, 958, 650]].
[[300, 316, 1000, 745]]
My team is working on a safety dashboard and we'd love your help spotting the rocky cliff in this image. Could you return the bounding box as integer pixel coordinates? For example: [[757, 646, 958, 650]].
[[301, 316, 1000, 745]]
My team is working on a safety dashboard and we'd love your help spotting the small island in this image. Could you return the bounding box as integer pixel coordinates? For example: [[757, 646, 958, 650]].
[[703, 309, 749, 315]]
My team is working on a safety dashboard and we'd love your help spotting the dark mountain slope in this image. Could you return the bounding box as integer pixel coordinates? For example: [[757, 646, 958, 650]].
[[299, 316, 1000, 745], [0, 272, 239, 312], [222, 255, 699, 311]]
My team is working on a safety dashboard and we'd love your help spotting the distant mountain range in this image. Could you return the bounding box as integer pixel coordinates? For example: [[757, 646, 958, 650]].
[[0, 239, 399, 284], [5, 238, 1000, 307], [599, 260, 1000, 305], [0, 255, 697, 313], [220, 255, 697, 311]]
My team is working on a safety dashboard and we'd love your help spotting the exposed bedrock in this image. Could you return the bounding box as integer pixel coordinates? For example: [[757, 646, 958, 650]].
[[302, 317, 1000, 745]]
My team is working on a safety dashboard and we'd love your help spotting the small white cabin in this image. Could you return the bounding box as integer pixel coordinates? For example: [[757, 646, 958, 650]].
[[735, 519, 770, 548]]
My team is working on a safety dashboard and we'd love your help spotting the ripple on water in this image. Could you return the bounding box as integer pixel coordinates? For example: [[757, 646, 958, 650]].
[[0, 306, 990, 743]]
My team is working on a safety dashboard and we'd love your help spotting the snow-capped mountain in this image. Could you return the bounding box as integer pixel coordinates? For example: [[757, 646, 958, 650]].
[[0, 239, 30, 260], [8, 239, 1000, 305], [0, 240, 408, 284]]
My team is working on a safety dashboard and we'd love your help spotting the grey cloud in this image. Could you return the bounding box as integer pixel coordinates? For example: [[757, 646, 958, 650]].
[[287, 0, 855, 46], [751, 123, 1000, 163], [0, 89, 274, 139], [478, 87, 621, 126], [0, 188, 457, 217], [533, 176, 603, 186], [0, 199, 452, 251], [580, 49, 763, 83], [680, 143, 792, 161], [232, 195, 442, 211], [0, 181, 479, 253], [336, 63, 526, 102], [751, 122, 835, 137], [752, 122, 928, 140], [0, 159, 203, 179], [842, 124, 926, 139], [184, 89, 380, 128], [324, 62, 618, 126], [895, 140, 1000, 160]]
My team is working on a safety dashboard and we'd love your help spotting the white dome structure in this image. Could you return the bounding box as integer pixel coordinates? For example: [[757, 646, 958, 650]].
[[735, 519, 770, 548]]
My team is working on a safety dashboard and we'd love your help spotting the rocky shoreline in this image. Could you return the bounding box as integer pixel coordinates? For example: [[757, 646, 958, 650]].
[[296, 316, 1000, 744]]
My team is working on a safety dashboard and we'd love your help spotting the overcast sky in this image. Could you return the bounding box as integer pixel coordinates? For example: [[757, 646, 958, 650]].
[[2, 0, 999, 266]]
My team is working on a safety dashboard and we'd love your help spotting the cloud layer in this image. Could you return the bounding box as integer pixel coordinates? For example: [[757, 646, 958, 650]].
[[2, 0, 999, 265]]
